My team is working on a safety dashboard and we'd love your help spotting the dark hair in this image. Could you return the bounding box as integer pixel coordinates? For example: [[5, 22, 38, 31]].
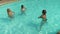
[[7, 8, 11, 13], [7, 9, 10, 12], [42, 10, 46, 15], [21, 5, 24, 8]]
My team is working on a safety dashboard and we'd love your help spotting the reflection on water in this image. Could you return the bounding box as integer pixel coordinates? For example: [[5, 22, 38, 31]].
[[0, 18, 11, 23], [26, 20, 40, 32], [40, 20, 47, 30]]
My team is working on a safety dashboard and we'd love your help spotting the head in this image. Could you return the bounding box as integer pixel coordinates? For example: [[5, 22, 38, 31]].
[[42, 10, 46, 15], [21, 5, 24, 8], [7, 8, 10, 13]]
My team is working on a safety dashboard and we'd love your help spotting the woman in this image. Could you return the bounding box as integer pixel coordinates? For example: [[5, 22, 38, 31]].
[[7, 8, 14, 18], [38, 10, 47, 30], [21, 5, 26, 15]]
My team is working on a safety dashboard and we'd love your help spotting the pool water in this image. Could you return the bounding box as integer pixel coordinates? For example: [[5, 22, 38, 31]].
[[0, 0, 60, 34]]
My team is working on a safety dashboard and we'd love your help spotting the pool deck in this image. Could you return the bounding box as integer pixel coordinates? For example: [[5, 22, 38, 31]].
[[0, 0, 18, 6]]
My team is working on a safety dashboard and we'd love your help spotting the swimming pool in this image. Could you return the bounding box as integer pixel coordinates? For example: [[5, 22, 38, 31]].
[[0, 0, 60, 34]]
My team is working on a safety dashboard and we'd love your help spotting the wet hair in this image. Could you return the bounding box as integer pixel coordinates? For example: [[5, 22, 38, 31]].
[[7, 8, 11, 14], [7, 9, 10, 12], [21, 5, 24, 8], [42, 10, 46, 15]]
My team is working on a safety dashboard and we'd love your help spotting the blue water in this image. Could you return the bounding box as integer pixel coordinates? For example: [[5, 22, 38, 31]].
[[0, 0, 60, 34]]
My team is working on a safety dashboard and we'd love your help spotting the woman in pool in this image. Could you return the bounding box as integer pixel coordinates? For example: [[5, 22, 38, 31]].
[[38, 10, 47, 30], [38, 10, 47, 21], [21, 5, 26, 15], [7, 8, 14, 18]]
